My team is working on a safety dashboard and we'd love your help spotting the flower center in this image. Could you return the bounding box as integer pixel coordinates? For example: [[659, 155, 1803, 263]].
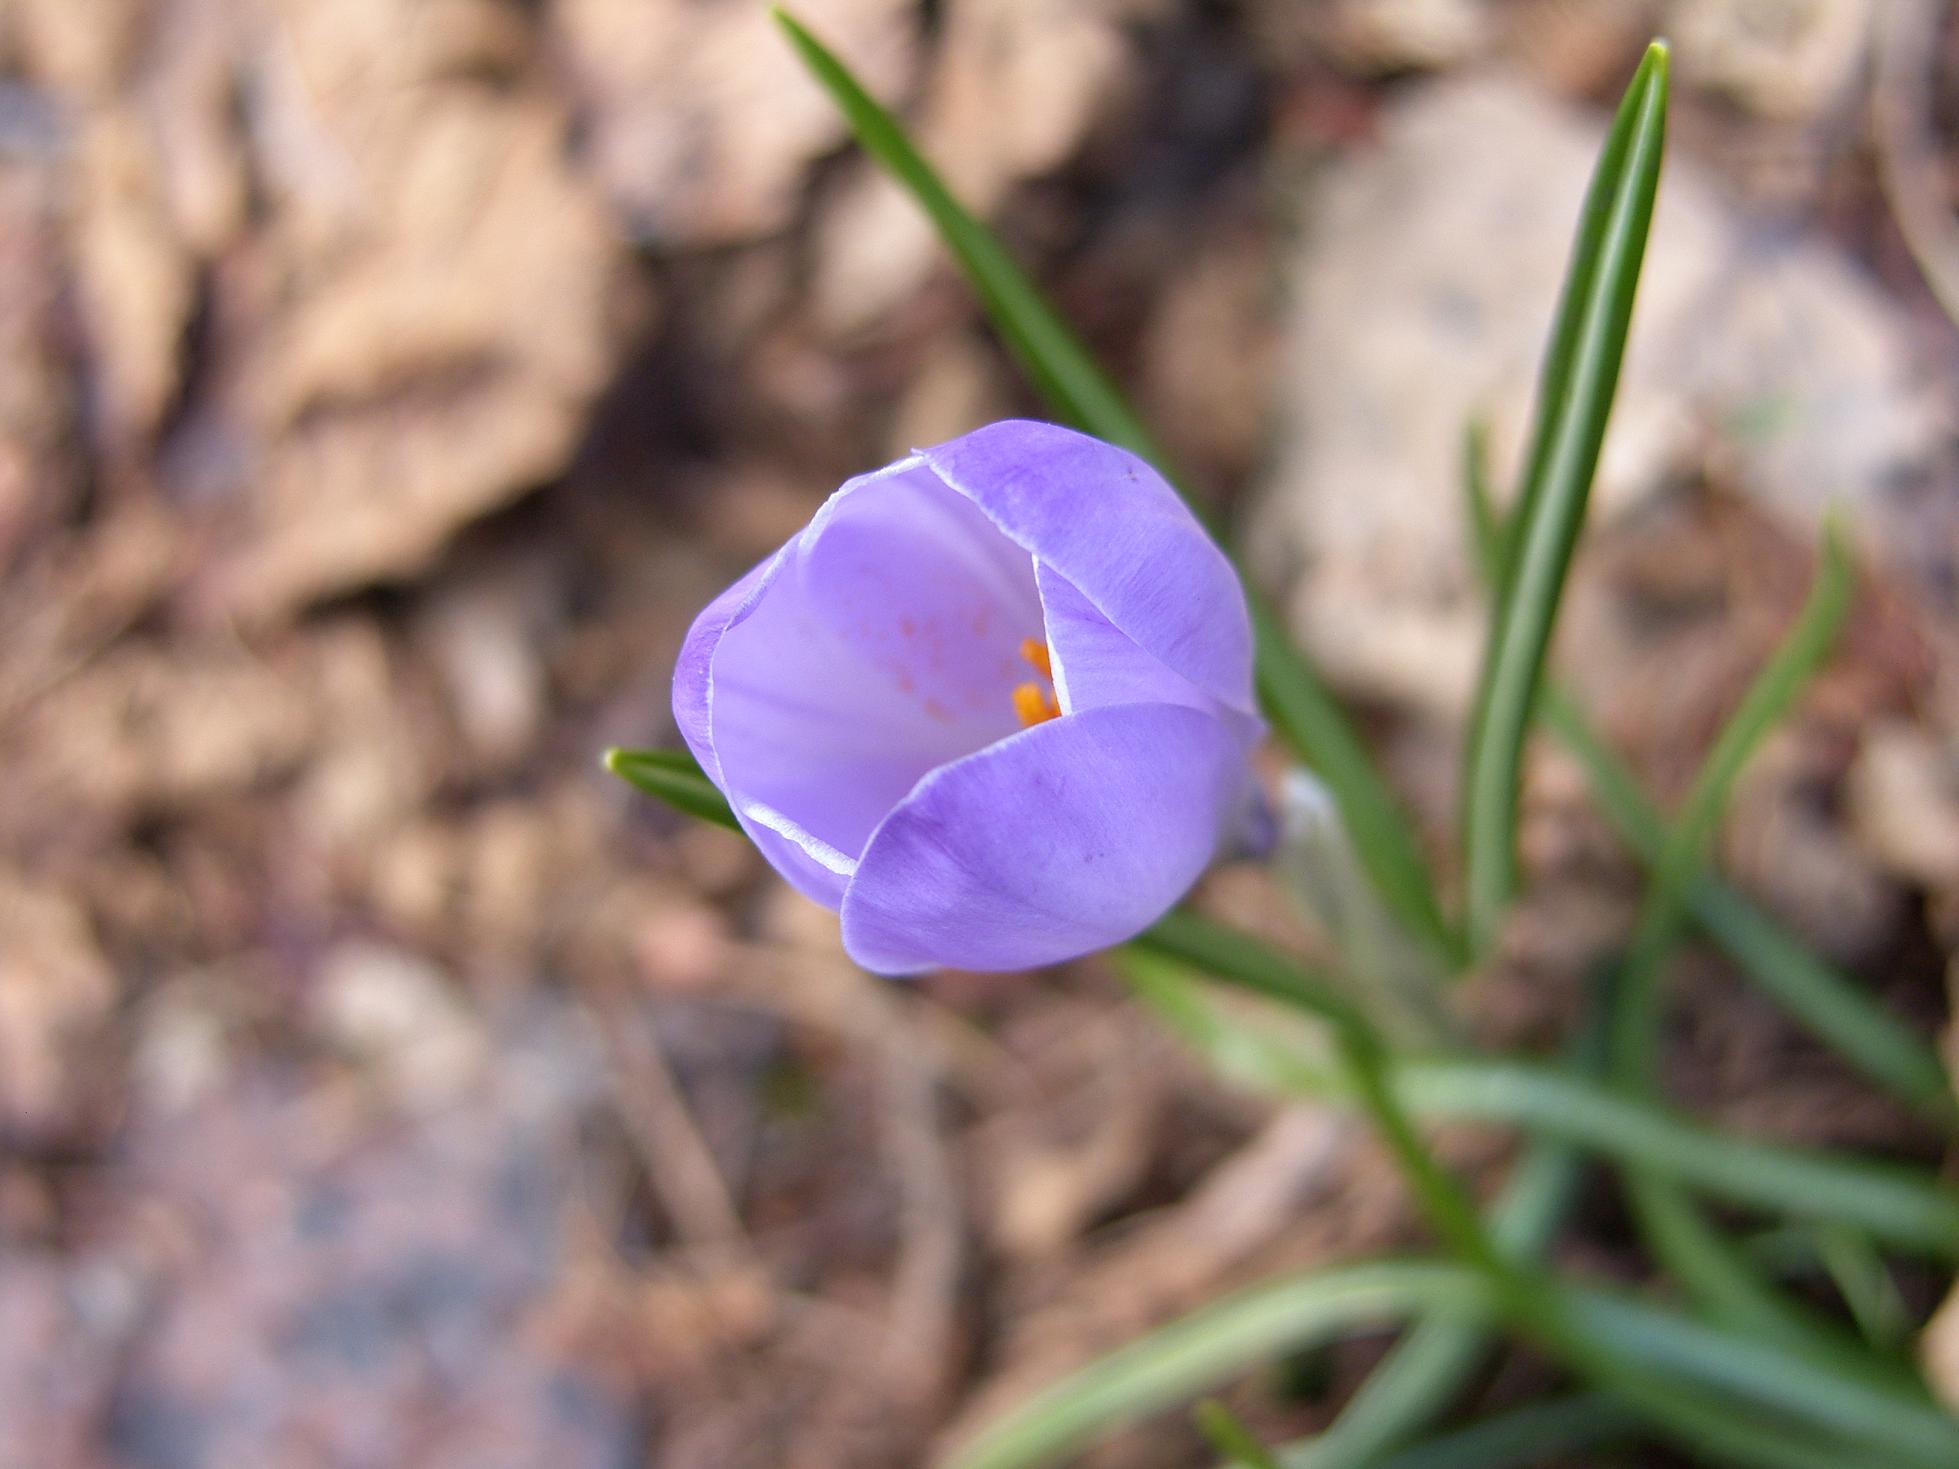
[[1012, 638, 1060, 727]]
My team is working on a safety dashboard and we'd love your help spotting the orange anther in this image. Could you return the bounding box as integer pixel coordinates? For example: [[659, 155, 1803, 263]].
[[1019, 638, 1053, 680], [1012, 682, 1060, 727]]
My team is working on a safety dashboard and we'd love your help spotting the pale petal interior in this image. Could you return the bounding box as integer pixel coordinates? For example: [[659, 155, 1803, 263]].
[[710, 465, 1044, 866]]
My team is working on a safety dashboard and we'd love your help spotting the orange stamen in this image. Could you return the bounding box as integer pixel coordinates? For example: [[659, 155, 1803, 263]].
[[1012, 681, 1060, 727], [1019, 638, 1053, 680]]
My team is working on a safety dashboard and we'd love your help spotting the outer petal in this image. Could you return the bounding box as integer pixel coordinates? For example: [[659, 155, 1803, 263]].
[[671, 546, 856, 907], [919, 421, 1256, 717], [840, 704, 1247, 973], [673, 552, 776, 786], [1036, 562, 1215, 716], [673, 457, 1046, 911]]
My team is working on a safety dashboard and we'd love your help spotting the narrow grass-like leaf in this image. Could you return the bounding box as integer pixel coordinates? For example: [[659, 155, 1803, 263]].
[[1815, 1225, 1913, 1351], [1118, 951, 1959, 1256], [1196, 1401, 1288, 1469], [775, 7, 1459, 965], [1127, 942, 1959, 1464], [1250, 604, 1463, 965], [1592, 533, 1862, 1353], [945, 1251, 1949, 1469], [1136, 931, 1524, 1339], [603, 747, 738, 830], [1274, 1132, 1577, 1468], [1544, 688, 1956, 1120], [1746, 1222, 1915, 1351], [1459, 416, 1502, 575], [1118, 950, 1596, 1458], [1609, 525, 1852, 1078], [1333, 1395, 1635, 1469], [1135, 910, 1362, 1028], [941, 1260, 1483, 1469], [1461, 43, 1669, 951], [1616, 1163, 1908, 1390], [1608, 527, 1869, 1364], [1465, 420, 1955, 1122], [1273, 1322, 1488, 1469], [1276, 973, 1605, 1469], [1401, 1053, 1959, 1258], [1563, 1289, 1959, 1466], [1615, 523, 1856, 1056], [1142, 918, 1546, 1391], [774, 8, 1158, 464], [1115, 947, 1340, 1095]]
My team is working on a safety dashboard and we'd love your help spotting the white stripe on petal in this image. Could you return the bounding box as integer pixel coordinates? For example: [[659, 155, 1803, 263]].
[[1034, 555, 1077, 716], [741, 801, 861, 877]]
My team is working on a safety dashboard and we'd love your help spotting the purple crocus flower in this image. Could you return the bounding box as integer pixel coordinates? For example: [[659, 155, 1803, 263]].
[[673, 420, 1261, 973]]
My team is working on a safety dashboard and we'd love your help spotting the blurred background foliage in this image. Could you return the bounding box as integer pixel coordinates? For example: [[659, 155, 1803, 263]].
[[1, 1, 1958, 1466]]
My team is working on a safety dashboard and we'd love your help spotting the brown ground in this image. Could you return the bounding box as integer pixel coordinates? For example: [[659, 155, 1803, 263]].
[[0, 2, 1955, 1466]]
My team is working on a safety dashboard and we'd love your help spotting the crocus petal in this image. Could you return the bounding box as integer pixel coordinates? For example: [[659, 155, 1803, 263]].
[[1036, 562, 1214, 716], [1038, 562, 1265, 770], [673, 551, 776, 787], [672, 546, 858, 905], [919, 421, 1257, 718], [678, 458, 1046, 905], [840, 703, 1248, 973]]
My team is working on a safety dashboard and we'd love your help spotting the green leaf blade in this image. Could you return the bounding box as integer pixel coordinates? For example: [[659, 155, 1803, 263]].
[[1461, 42, 1670, 952], [1627, 523, 1854, 977], [942, 1261, 1482, 1469], [1613, 523, 1854, 1081], [1338, 1395, 1636, 1469], [771, 7, 1159, 467], [1250, 605, 1464, 965], [1134, 909, 1362, 1027], [944, 1248, 1945, 1469], [1120, 947, 1959, 1257], [1681, 868, 1959, 1123], [1278, 974, 1604, 1469], [1604, 526, 1868, 1372], [1469, 422, 1955, 1123], [1402, 1054, 1959, 1257]]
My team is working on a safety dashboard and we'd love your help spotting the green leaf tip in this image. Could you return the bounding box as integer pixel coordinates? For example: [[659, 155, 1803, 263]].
[[1629, 42, 1670, 126], [1627, 40, 1670, 102], [604, 746, 741, 831], [771, 7, 808, 45], [1458, 33, 1670, 955]]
